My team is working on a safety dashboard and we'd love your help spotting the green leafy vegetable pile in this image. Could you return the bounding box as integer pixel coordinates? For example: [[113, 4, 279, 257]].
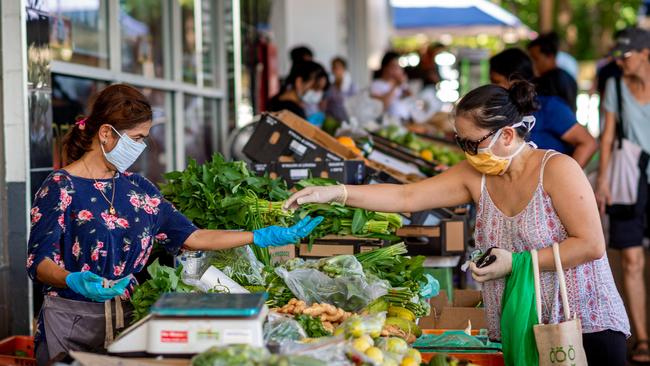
[[356, 243, 430, 317], [130, 259, 195, 321], [161, 154, 292, 265]]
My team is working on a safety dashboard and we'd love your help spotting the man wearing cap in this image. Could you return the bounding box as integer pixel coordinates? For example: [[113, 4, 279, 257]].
[[596, 26, 650, 364]]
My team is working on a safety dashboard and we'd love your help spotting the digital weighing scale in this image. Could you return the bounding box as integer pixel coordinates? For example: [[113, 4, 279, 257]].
[[108, 292, 268, 356]]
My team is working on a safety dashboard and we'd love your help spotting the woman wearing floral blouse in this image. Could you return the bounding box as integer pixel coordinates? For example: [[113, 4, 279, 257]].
[[27, 84, 322, 364]]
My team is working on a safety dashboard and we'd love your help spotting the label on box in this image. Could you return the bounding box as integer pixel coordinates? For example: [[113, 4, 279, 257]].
[[288, 130, 318, 149], [223, 329, 253, 344], [289, 168, 310, 180], [160, 330, 188, 343], [289, 140, 308, 156]]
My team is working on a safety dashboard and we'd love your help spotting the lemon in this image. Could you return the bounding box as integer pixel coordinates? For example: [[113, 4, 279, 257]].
[[420, 150, 434, 161], [405, 349, 422, 364], [365, 347, 384, 364], [333, 327, 345, 337], [401, 356, 419, 366], [385, 337, 409, 355], [347, 319, 364, 338], [370, 330, 381, 338], [352, 337, 372, 353]]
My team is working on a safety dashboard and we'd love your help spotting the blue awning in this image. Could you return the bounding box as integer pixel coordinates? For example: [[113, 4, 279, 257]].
[[391, 0, 524, 30]]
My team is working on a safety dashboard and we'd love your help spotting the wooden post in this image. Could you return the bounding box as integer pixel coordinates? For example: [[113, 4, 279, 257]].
[[539, 0, 554, 33]]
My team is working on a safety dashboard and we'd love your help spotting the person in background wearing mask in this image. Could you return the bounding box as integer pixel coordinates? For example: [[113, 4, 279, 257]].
[[325, 56, 357, 123], [267, 60, 326, 120], [370, 51, 412, 121], [302, 64, 330, 127], [596, 27, 650, 364], [285, 81, 629, 366], [490, 48, 597, 167], [528, 32, 579, 112], [28, 84, 323, 364]]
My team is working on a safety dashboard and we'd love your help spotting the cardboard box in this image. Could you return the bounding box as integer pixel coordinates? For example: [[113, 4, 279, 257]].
[[244, 111, 360, 163], [419, 290, 487, 330], [250, 160, 366, 187], [397, 219, 467, 256], [268, 244, 296, 265], [298, 235, 386, 258]]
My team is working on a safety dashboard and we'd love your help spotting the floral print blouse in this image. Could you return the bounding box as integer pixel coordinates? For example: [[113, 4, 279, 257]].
[[26, 170, 198, 302]]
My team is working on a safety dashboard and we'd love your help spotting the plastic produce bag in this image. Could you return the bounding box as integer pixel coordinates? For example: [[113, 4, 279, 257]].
[[275, 267, 388, 312], [264, 313, 307, 344], [207, 246, 265, 286], [338, 312, 386, 338], [279, 336, 356, 366]]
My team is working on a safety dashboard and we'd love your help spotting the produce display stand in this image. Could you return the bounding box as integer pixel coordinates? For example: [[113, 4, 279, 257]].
[[421, 352, 505, 366], [250, 160, 366, 187], [417, 330, 504, 366], [243, 111, 361, 163], [366, 133, 442, 176], [298, 235, 389, 259], [266, 236, 389, 263], [0, 335, 35, 366]]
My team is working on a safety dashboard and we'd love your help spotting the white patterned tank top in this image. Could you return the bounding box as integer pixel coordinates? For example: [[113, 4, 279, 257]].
[[474, 150, 630, 340]]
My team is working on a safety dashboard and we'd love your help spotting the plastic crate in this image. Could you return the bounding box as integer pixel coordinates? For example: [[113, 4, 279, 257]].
[[0, 336, 36, 366], [422, 329, 481, 336], [421, 352, 504, 366]]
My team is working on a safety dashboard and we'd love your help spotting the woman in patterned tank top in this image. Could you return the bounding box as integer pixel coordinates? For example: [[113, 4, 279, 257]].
[[285, 81, 630, 365]]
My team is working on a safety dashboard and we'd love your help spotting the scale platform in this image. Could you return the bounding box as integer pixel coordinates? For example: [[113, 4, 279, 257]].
[[108, 293, 269, 356]]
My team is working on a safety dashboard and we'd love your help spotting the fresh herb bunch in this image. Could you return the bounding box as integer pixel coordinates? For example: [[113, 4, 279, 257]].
[[130, 259, 195, 322], [294, 314, 332, 338], [356, 243, 430, 317], [160, 154, 292, 265]]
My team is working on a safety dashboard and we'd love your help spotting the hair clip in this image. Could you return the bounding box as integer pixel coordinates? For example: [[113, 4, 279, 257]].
[[75, 117, 87, 130]]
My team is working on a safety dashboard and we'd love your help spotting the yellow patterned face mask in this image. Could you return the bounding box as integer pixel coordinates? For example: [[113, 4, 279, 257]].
[[463, 117, 536, 176]]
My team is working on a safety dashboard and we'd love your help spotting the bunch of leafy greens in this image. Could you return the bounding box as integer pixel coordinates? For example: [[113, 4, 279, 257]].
[[160, 154, 292, 265], [130, 259, 195, 322], [294, 178, 402, 244], [356, 243, 430, 317]]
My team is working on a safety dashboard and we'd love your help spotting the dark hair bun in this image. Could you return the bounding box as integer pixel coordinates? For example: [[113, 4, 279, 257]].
[[508, 80, 539, 114]]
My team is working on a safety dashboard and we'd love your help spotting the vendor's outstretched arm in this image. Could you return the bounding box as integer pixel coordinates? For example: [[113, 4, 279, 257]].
[[183, 230, 254, 251]]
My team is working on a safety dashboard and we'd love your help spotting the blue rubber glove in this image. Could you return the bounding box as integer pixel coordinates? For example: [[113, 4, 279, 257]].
[[419, 273, 440, 299], [253, 216, 324, 247], [65, 271, 131, 302]]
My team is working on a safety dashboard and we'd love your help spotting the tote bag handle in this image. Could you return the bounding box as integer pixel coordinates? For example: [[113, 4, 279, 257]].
[[531, 243, 571, 324]]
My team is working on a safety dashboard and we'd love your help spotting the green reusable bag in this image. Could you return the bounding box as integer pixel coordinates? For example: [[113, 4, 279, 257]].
[[500, 251, 539, 366]]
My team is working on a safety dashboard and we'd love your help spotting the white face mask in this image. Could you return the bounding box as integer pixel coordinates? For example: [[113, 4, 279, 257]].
[[101, 126, 146, 173], [301, 90, 323, 105]]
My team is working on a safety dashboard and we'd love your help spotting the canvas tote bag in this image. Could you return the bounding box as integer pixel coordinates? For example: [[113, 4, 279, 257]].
[[531, 244, 588, 366], [606, 75, 649, 219]]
